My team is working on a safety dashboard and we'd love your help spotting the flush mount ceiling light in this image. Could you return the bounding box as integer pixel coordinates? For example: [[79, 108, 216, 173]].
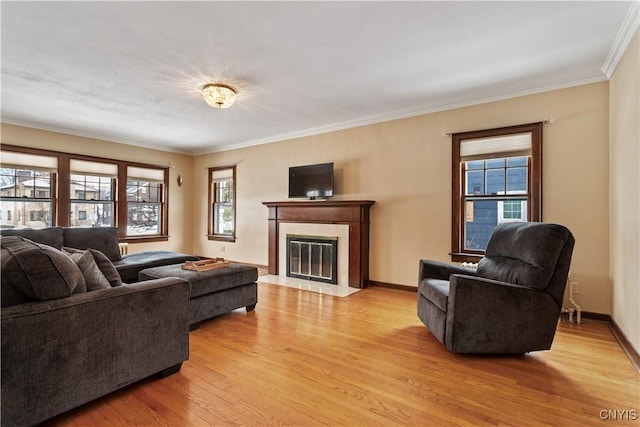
[[201, 83, 237, 109]]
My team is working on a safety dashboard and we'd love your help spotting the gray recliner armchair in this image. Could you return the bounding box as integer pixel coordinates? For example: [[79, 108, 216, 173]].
[[417, 222, 575, 354]]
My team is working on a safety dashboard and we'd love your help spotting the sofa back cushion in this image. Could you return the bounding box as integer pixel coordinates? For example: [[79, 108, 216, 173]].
[[1, 236, 87, 307], [0, 226, 64, 250], [477, 222, 572, 290], [63, 226, 121, 261]]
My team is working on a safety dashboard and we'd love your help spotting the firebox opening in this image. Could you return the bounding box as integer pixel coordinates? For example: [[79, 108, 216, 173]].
[[286, 234, 338, 285]]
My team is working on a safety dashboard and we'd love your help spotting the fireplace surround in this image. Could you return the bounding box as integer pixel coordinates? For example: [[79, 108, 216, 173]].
[[263, 200, 375, 288]]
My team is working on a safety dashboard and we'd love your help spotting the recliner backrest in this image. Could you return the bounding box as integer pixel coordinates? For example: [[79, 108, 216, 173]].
[[477, 222, 574, 299]]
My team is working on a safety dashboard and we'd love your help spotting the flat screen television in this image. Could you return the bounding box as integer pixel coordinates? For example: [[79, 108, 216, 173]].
[[288, 162, 334, 200]]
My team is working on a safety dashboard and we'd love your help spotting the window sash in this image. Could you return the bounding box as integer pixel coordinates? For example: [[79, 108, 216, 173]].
[[126, 179, 163, 203], [0, 168, 53, 199], [0, 200, 53, 229], [462, 196, 529, 251], [70, 174, 115, 202], [127, 201, 161, 236], [70, 201, 114, 227], [0, 165, 55, 230], [214, 202, 233, 235], [214, 180, 233, 204], [463, 157, 529, 196]]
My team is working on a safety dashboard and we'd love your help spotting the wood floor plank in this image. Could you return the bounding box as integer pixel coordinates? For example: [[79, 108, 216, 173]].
[[45, 284, 640, 426]]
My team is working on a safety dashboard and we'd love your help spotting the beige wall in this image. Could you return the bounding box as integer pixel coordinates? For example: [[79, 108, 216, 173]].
[[0, 124, 194, 254], [195, 82, 612, 314], [1, 82, 613, 315], [610, 30, 640, 352]]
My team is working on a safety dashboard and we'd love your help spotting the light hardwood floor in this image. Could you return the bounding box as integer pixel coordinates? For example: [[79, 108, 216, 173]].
[[47, 283, 639, 426]]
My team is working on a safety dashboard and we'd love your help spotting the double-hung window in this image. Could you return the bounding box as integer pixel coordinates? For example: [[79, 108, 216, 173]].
[[1, 145, 170, 242], [451, 123, 542, 261], [126, 166, 166, 237], [0, 151, 57, 229], [69, 159, 117, 227], [208, 166, 236, 241]]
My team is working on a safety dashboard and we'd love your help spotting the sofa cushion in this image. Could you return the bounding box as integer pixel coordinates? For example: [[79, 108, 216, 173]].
[[64, 247, 123, 287], [477, 222, 571, 290], [418, 278, 450, 312], [63, 226, 121, 262], [0, 226, 64, 249], [1, 236, 86, 307], [67, 249, 111, 291]]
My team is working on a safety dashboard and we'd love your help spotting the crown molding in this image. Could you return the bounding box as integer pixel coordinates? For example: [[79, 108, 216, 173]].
[[1, 118, 193, 155], [602, 1, 640, 78], [198, 71, 607, 155], [4, 66, 608, 158]]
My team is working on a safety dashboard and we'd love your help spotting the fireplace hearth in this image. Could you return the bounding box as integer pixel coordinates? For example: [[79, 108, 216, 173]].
[[286, 235, 338, 284]]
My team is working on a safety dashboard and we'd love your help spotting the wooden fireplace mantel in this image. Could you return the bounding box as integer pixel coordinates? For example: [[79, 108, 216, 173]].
[[263, 200, 375, 288]]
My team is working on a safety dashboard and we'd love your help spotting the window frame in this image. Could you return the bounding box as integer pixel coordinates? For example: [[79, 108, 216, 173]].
[[125, 175, 165, 238], [0, 164, 56, 229], [451, 122, 542, 262], [1, 144, 170, 243], [69, 172, 117, 228], [208, 165, 236, 242]]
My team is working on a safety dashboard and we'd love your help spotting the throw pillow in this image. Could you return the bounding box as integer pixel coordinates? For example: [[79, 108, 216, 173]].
[[67, 249, 111, 291], [64, 247, 123, 287], [1, 236, 86, 307]]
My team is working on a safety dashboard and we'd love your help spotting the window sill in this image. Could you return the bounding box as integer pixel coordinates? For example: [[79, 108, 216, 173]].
[[450, 253, 484, 263], [122, 235, 169, 244], [207, 234, 236, 242]]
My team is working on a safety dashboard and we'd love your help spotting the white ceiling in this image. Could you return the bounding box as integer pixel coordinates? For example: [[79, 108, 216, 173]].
[[1, 1, 637, 155]]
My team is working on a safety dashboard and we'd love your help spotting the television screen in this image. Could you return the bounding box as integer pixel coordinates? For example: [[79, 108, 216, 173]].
[[288, 162, 334, 199]]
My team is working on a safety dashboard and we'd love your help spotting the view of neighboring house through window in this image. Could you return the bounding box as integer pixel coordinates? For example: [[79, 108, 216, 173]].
[[69, 159, 117, 227], [0, 151, 57, 230], [451, 123, 542, 260], [208, 165, 236, 241], [126, 166, 166, 236], [463, 156, 528, 249]]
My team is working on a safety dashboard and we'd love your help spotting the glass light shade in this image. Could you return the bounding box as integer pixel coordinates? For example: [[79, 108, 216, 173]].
[[201, 83, 237, 108]]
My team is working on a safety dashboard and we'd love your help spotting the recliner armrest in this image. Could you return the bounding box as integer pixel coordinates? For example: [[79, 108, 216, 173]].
[[419, 259, 477, 282], [445, 274, 560, 353]]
